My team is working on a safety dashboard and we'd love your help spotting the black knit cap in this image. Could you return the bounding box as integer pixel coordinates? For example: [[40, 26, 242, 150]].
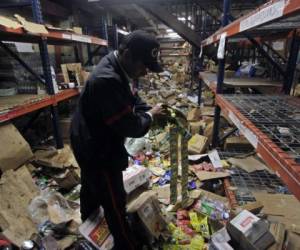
[[119, 30, 163, 73]]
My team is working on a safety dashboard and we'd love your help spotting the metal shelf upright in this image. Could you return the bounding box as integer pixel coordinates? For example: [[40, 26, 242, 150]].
[[200, 0, 300, 200]]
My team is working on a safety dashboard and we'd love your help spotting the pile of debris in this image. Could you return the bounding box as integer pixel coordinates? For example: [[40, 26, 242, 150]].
[[1, 63, 300, 250]]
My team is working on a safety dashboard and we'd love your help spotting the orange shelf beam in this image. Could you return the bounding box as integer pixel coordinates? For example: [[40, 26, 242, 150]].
[[202, 0, 300, 47], [0, 25, 108, 46], [0, 89, 79, 123]]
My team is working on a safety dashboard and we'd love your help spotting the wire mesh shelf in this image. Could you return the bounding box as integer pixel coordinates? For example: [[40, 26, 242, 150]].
[[218, 150, 289, 205], [223, 95, 300, 164]]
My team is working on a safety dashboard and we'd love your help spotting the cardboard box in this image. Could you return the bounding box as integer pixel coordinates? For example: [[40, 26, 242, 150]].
[[224, 70, 235, 78], [187, 107, 201, 121], [73, 26, 83, 35], [188, 134, 208, 155], [79, 208, 114, 250], [14, 14, 48, 34], [268, 222, 285, 250], [82, 70, 90, 83], [123, 165, 151, 193], [0, 166, 38, 246], [224, 136, 253, 151], [53, 168, 80, 190], [203, 120, 214, 143], [189, 121, 204, 135], [61, 63, 84, 85], [0, 123, 33, 172], [0, 15, 22, 29], [59, 118, 71, 140], [127, 191, 166, 238], [227, 210, 275, 250]]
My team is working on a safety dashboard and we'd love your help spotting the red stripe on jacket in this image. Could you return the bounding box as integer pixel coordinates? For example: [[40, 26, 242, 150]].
[[104, 105, 132, 125]]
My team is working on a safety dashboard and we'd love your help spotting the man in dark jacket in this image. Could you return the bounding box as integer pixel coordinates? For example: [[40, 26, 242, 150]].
[[70, 30, 163, 250]]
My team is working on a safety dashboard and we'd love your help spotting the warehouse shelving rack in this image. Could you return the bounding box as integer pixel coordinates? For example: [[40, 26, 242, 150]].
[[200, 0, 300, 200], [0, 0, 108, 148], [199, 72, 283, 94]]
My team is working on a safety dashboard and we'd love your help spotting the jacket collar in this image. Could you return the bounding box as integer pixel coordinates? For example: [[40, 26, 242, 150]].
[[105, 51, 130, 85], [113, 51, 132, 83]]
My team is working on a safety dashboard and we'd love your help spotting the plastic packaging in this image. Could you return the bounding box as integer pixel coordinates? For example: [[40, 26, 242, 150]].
[[28, 189, 80, 225]]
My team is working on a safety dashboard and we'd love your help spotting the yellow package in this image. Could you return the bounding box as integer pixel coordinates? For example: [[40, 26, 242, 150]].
[[221, 160, 230, 168], [168, 222, 177, 232], [173, 227, 187, 242], [189, 212, 201, 232], [168, 223, 188, 243], [199, 216, 210, 238], [163, 159, 170, 168], [190, 235, 205, 250], [163, 244, 191, 250]]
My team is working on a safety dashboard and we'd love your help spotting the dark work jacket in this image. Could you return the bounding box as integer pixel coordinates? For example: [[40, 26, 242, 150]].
[[70, 52, 152, 172]]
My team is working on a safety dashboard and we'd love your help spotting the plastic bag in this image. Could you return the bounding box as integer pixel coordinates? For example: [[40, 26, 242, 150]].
[[28, 188, 80, 225], [125, 137, 149, 156]]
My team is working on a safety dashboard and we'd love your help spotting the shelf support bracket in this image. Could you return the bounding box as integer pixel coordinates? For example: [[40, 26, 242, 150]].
[[283, 30, 300, 95], [32, 0, 63, 149], [84, 45, 102, 66], [212, 0, 231, 148]]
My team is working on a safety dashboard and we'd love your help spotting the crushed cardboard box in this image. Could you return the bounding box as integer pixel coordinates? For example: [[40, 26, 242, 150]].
[[53, 168, 80, 190], [0, 123, 33, 172], [61, 63, 84, 85], [34, 145, 78, 169], [0, 166, 39, 246], [253, 192, 300, 229], [228, 156, 271, 173], [190, 168, 230, 181], [187, 107, 201, 121], [127, 191, 166, 238], [79, 208, 114, 250], [189, 121, 204, 135], [0, 15, 22, 29], [14, 14, 48, 34]]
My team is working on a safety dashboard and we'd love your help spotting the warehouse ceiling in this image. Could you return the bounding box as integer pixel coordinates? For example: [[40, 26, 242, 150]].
[[48, 0, 266, 31]]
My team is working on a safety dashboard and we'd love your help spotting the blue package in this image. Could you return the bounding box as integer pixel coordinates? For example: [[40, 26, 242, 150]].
[[158, 170, 172, 185], [188, 180, 197, 190]]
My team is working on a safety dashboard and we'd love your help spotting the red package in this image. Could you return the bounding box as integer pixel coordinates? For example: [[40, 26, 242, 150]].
[[177, 210, 189, 220], [177, 220, 190, 227]]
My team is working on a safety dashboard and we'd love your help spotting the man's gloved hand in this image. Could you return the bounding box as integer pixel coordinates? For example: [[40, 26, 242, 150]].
[[148, 103, 164, 116]]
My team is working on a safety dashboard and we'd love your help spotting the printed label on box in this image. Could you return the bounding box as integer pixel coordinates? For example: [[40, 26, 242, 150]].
[[62, 33, 72, 40], [72, 34, 92, 43], [230, 210, 259, 234], [123, 165, 150, 193], [79, 208, 114, 250]]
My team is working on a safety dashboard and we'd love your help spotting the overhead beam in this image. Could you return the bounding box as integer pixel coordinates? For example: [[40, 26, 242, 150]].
[[283, 30, 300, 94], [97, 0, 213, 7], [67, 0, 104, 15], [41, 0, 71, 17], [131, 4, 158, 32], [140, 4, 201, 48]]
